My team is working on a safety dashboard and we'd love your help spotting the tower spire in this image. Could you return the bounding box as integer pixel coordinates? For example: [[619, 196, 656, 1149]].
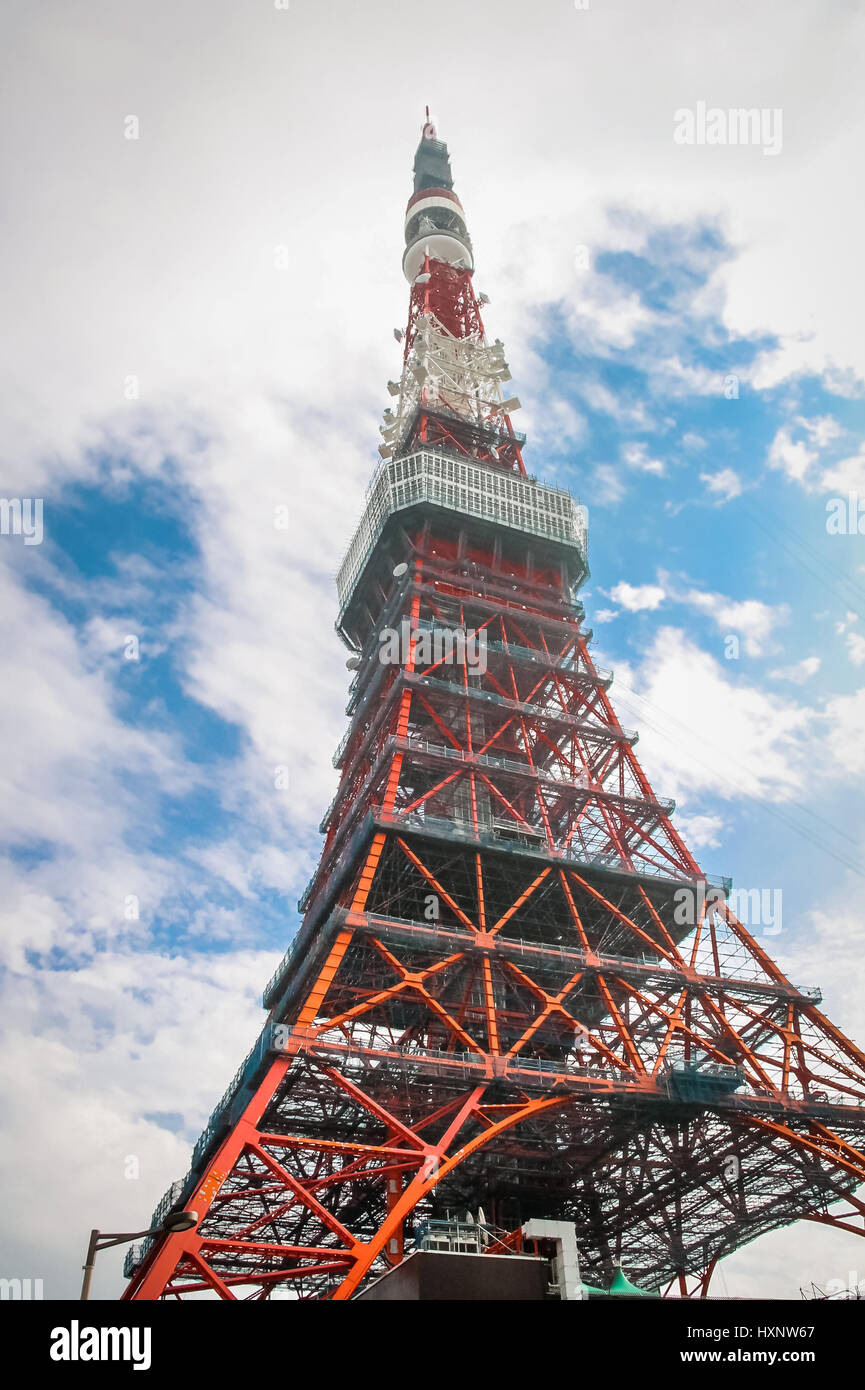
[[393, 119, 526, 474], [405, 119, 467, 261], [412, 113, 454, 194]]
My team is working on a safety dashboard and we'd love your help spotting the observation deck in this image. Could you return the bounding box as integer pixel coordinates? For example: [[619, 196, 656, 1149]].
[[336, 449, 588, 643]]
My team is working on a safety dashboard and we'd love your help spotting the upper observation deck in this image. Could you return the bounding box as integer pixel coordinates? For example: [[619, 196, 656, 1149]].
[[335, 448, 588, 637]]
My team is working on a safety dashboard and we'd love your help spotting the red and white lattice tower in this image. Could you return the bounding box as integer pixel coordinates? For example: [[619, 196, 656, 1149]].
[[124, 116, 865, 1302]]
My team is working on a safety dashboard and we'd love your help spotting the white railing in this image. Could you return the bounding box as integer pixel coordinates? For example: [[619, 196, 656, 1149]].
[[336, 450, 587, 618]]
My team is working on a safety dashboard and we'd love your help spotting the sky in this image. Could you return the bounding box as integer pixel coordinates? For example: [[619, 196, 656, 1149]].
[[2, 0, 865, 1300]]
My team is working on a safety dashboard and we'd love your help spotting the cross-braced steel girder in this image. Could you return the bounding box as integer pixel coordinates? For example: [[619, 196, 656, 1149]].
[[124, 220, 865, 1302], [124, 813, 865, 1300]]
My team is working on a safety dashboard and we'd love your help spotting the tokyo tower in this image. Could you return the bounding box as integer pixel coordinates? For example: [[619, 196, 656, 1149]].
[[123, 116, 865, 1301]]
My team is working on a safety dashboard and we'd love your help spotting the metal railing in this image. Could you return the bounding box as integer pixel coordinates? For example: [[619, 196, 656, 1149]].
[[336, 449, 587, 620], [320, 732, 674, 836], [263, 934, 303, 1006], [333, 662, 626, 771], [122, 1176, 189, 1277], [299, 796, 718, 934]]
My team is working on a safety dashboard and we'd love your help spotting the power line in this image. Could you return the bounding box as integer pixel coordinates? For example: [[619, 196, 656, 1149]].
[[610, 674, 865, 881], [739, 499, 865, 622]]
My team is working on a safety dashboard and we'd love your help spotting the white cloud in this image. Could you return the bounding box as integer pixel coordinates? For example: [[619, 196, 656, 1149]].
[[719, 1219, 865, 1301], [768, 425, 818, 484], [700, 467, 743, 502], [577, 378, 653, 428], [674, 811, 725, 849], [177, 401, 356, 829], [592, 463, 627, 505], [565, 284, 656, 352], [781, 905, 865, 1046], [524, 392, 589, 458], [679, 587, 785, 656], [653, 356, 721, 395], [623, 441, 665, 476], [609, 581, 666, 612], [835, 615, 865, 667], [800, 415, 843, 449], [767, 415, 848, 492], [0, 558, 197, 973], [611, 627, 865, 817], [770, 656, 821, 684], [3, 1, 864, 503], [611, 627, 811, 805], [0, 946, 275, 1297], [822, 443, 865, 495]]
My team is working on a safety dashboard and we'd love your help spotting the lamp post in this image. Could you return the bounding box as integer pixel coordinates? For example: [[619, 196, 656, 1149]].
[[80, 1210, 198, 1300]]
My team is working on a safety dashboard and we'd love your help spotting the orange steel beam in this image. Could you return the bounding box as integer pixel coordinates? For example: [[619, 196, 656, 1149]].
[[396, 838, 477, 931], [330, 1092, 571, 1300]]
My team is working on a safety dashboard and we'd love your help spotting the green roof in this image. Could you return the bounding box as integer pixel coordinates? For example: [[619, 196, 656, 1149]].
[[582, 1266, 661, 1299]]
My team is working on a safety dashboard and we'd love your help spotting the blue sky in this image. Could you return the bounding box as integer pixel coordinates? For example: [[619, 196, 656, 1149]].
[[533, 218, 865, 909], [2, 0, 865, 1302]]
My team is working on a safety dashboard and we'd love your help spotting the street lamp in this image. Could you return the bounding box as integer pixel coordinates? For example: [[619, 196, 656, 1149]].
[[80, 1209, 198, 1300]]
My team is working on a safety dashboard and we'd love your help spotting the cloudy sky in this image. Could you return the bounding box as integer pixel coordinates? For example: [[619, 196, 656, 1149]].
[[2, 0, 865, 1300]]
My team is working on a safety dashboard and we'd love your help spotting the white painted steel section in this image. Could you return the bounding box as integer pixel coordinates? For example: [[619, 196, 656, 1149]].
[[521, 1219, 584, 1300]]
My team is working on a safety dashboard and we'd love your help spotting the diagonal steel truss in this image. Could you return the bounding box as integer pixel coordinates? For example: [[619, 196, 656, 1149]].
[[121, 138, 865, 1300], [124, 530, 865, 1302]]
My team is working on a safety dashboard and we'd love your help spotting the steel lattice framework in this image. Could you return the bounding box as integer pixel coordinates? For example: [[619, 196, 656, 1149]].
[[123, 119, 865, 1303]]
